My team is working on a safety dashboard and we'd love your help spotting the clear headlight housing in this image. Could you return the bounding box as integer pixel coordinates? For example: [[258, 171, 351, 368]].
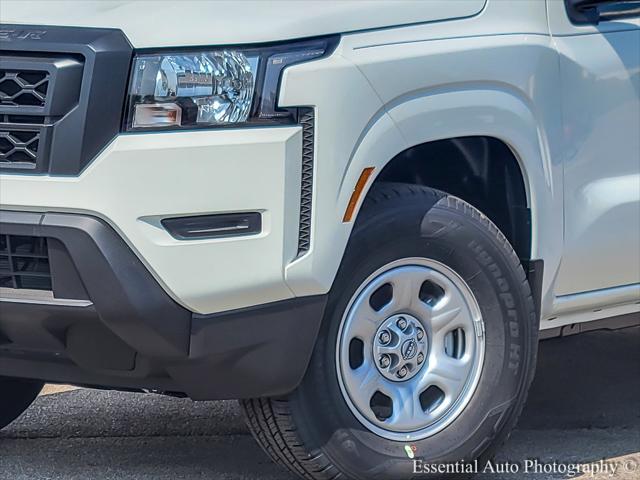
[[124, 38, 335, 131]]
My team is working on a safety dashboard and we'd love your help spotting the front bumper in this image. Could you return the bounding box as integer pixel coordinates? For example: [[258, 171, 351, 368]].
[[0, 211, 326, 399], [1, 127, 306, 314]]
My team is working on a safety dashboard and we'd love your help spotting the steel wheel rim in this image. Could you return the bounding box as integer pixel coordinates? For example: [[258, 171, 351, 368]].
[[336, 257, 486, 441]]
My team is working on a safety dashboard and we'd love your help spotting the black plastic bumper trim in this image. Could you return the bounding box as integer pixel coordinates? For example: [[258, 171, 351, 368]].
[[525, 259, 544, 323], [177, 295, 325, 399], [0, 211, 327, 399], [0, 210, 191, 358]]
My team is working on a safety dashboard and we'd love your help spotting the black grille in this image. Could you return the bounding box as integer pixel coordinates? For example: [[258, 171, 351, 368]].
[[0, 61, 57, 171], [297, 108, 315, 256], [0, 128, 40, 166], [0, 235, 52, 291], [0, 27, 132, 175], [0, 70, 50, 107]]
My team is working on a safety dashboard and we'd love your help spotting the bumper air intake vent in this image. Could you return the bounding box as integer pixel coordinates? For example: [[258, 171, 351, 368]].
[[0, 235, 52, 291]]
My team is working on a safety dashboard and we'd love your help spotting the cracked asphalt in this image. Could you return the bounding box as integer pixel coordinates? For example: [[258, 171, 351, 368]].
[[1, 327, 638, 479]]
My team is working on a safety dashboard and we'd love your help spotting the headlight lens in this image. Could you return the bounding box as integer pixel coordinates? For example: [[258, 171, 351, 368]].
[[124, 38, 335, 131], [130, 51, 258, 128]]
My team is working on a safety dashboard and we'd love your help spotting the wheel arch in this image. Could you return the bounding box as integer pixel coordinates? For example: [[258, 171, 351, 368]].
[[287, 86, 560, 321], [334, 88, 558, 320], [340, 87, 551, 245], [372, 136, 531, 261]]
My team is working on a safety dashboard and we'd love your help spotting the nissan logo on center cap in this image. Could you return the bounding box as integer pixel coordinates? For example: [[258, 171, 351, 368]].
[[401, 339, 418, 360]]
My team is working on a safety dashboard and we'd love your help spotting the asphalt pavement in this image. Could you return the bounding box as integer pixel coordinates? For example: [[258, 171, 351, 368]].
[[1, 327, 639, 479]]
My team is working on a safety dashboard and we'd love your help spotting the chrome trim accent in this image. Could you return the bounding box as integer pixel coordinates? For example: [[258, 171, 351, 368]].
[[0, 287, 92, 307]]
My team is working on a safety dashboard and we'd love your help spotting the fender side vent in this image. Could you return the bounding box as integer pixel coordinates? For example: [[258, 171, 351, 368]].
[[297, 108, 315, 257]]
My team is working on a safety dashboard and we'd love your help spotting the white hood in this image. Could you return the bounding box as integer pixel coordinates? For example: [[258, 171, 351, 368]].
[[1, 0, 486, 48]]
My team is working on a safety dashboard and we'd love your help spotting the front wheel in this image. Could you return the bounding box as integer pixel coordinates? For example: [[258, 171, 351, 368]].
[[242, 184, 537, 479], [0, 376, 44, 430]]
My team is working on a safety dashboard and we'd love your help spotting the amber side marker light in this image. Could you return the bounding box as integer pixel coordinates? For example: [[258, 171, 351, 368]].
[[343, 167, 375, 222]]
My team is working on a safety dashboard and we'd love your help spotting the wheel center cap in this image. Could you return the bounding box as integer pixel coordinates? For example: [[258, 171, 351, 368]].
[[373, 313, 428, 382]]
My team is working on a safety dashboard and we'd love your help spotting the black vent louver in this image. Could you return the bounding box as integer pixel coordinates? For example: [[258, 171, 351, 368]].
[[297, 108, 315, 256]]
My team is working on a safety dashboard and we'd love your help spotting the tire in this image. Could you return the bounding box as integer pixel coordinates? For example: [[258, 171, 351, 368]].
[[0, 376, 44, 430], [242, 183, 538, 480]]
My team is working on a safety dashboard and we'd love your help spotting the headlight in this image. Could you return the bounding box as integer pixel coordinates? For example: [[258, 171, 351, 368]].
[[124, 37, 335, 131]]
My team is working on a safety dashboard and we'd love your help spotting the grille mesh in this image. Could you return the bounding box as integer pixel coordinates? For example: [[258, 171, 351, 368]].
[[0, 70, 50, 107], [0, 129, 40, 166], [0, 69, 50, 168], [297, 109, 315, 256], [0, 235, 52, 290]]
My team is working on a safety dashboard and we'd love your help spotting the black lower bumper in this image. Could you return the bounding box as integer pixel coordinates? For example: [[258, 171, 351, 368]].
[[0, 211, 326, 400]]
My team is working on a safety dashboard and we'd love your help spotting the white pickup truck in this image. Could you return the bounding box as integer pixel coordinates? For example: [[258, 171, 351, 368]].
[[1, 1, 639, 478]]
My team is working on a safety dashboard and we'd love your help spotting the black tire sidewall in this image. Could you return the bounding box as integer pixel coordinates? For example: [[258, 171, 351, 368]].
[[0, 377, 44, 430], [289, 189, 537, 479]]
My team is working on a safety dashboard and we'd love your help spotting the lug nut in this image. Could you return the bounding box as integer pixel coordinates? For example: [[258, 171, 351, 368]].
[[417, 353, 424, 364], [379, 355, 391, 368], [378, 330, 391, 345], [397, 366, 408, 379], [396, 317, 407, 330], [416, 328, 424, 341]]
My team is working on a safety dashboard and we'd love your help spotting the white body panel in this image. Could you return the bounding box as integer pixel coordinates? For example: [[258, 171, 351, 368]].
[[1, 0, 638, 326], [547, 1, 640, 296], [1, 0, 486, 47]]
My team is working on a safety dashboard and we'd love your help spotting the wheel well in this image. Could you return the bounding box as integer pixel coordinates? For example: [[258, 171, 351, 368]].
[[373, 136, 531, 260]]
